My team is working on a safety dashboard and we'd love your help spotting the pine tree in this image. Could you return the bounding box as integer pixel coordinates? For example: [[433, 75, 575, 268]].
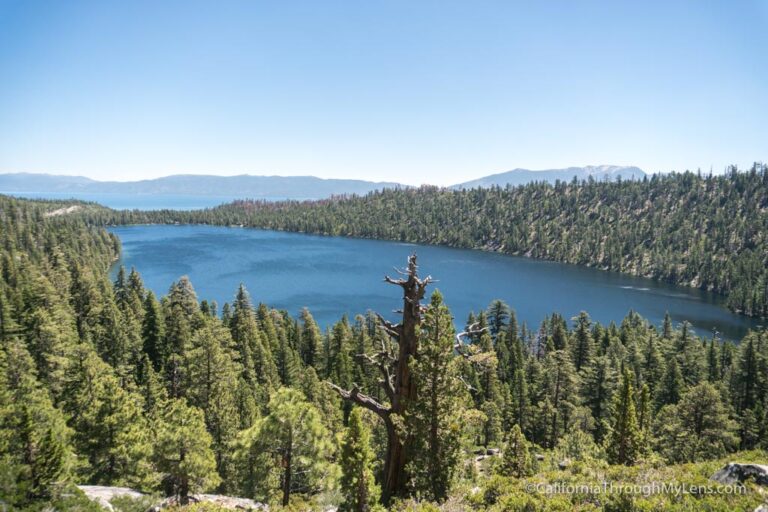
[[471, 331, 505, 447], [486, 299, 510, 338], [221, 302, 232, 326], [299, 307, 322, 368], [642, 335, 664, 396], [275, 327, 301, 387], [328, 318, 354, 420], [114, 266, 128, 304], [542, 350, 579, 447], [406, 290, 465, 502], [571, 311, 593, 372], [127, 268, 146, 312], [655, 382, 738, 463], [94, 298, 132, 370], [235, 377, 260, 430], [142, 291, 165, 371], [68, 261, 103, 341], [340, 408, 381, 512], [299, 366, 344, 432], [0, 341, 74, 506], [136, 353, 168, 420], [509, 368, 529, 432], [163, 277, 202, 397], [256, 302, 280, 354], [234, 388, 335, 507], [499, 424, 532, 478], [64, 348, 156, 488], [230, 284, 278, 390], [706, 338, 721, 382], [656, 358, 684, 409], [659, 312, 671, 339], [675, 321, 703, 386], [582, 355, 616, 443], [352, 316, 378, 396], [154, 398, 221, 504], [28, 425, 68, 501], [637, 383, 651, 442], [551, 315, 569, 351], [327, 318, 353, 381], [739, 402, 766, 450], [605, 368, 642, 465], [481, 400, 503, 448], [732, 335, 758, 412], [532, 321, 548, 359], [23, 272, 80, 401], [184, 320, 241, 490]]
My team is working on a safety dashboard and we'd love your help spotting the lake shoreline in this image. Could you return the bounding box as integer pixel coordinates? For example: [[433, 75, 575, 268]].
[[108, 224, 762, 341]]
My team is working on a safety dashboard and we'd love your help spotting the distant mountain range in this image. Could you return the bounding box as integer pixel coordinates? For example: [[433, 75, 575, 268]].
[[0, 173, 403, 199], [451, 165, 646, 189], [0, 166, 646, 200]]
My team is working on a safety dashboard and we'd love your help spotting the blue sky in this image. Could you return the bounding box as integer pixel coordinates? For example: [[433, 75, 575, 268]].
[[0, 1, 766, 186]]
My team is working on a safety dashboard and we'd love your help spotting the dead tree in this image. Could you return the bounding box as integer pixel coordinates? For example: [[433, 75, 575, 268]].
[[329, 253, 432, 503]]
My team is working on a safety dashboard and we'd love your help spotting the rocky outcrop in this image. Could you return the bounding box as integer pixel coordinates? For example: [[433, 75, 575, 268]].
[[44, 205, 82, 217], [78, 486, 268, 511], [710, 463, 768, 486], [77, 486, 145, 511], [150, 494, 268, 510]]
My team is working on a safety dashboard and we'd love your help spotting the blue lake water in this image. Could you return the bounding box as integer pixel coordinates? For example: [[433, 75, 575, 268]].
[[3, 192, 264, 210], [109, 225, 763, 341]]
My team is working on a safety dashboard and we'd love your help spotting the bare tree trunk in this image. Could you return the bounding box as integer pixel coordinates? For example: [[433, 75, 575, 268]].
[[329, 254, 432, 504], [179, 446, 189, 505], [282, 427, 292, 507]]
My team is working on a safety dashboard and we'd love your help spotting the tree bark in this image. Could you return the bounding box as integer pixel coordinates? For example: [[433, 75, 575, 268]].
[[282, 427, 292, 507], [179, 446, 189, 505]]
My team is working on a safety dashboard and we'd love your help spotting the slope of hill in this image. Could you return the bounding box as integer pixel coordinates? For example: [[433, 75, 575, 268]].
[[452, 165, 646, 189], [0, 172, 404, 199]]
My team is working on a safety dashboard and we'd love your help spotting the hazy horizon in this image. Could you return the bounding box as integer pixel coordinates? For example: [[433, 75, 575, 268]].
[[2, 163, 763, 188]]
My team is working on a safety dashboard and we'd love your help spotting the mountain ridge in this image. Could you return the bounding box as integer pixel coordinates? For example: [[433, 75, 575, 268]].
[[0, 173, 404, 199], [451, 165, 646, 189], [0, 165, 646, 199]]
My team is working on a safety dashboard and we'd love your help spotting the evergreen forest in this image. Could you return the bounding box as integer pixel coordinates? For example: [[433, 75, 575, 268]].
[[1, 189, 767, 511]]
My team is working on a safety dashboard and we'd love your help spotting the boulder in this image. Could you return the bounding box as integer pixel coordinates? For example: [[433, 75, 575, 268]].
[[486, 448, 501, 456], [710, 463, 768, 486], [558, 458, 572, 470]]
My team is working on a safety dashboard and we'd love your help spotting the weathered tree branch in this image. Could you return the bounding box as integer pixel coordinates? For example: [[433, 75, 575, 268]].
[[458, 375, 478, 392], [355, 353, 395, 400], [376, 312, 403, 339], [384, 275, 408, 287], [454, 322, 488, 358], [327, 382, 391, 417]]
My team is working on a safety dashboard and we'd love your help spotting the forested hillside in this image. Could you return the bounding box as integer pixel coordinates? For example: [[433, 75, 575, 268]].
[[92, 165, 768, 319], [1, 194, 767, 511]]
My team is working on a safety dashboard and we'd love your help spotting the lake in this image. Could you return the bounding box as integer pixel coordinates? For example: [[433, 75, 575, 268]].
[[3, 192, 291, 210], [110, 225, 764, 341]]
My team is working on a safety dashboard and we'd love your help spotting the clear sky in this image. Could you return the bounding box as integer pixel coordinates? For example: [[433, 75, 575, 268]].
[[0, 0, 766, 186]]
